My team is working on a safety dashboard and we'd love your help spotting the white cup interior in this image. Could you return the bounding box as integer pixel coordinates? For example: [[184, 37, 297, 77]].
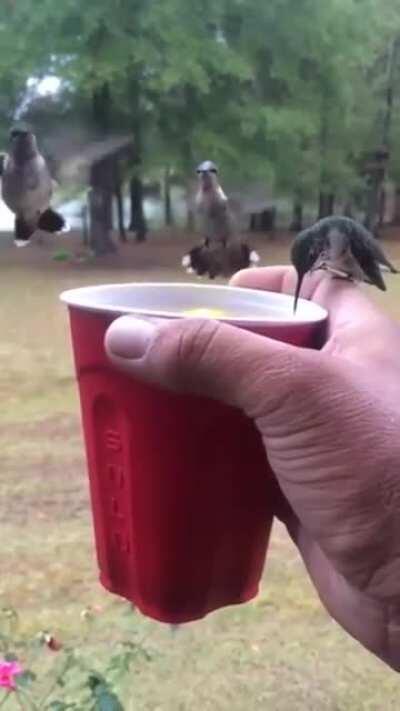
[[60, 282, 327, 325]]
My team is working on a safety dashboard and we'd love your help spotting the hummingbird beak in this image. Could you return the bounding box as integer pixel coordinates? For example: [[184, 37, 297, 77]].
[[293, 272, 304, 313]]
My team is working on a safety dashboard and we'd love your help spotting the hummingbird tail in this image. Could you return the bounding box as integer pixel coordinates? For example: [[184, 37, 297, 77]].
[[15, 216, 35, 245], [38, 208, 65, 233]]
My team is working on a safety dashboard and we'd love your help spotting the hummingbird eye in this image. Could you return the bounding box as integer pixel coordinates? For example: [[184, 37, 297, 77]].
[[10, 128, 29, 139]]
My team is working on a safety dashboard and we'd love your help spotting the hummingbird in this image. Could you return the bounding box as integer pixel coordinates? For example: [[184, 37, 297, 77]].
[[1, 127, 66, 246], [291, 216, 398, 311], [182, 160, 260, 279]]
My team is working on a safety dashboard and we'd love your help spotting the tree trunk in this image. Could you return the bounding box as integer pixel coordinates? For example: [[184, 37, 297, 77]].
[[115, 179, 127, 242], [88, 187, 116, 256], [163, 167, 173, 226], [129, 176, 147, 241], [365, 38, 400, 233], [318, 91, 333, 221], [378, 186, 386, 227], [318, 192, 335, 219], [289, 199, 303, 231], [391, 186, 400, 225], [182, 132, 196, 233], [343, 200, 353, 218], [364, 171, 382, 233], [87, 81, 116, 255], [82, 199, 89, 246], [127, 78, 147, 241], [92, 83, 112, 134], [382, 38, 400, 147], [186, 185, 195, 232], [88, 152, 116, 255]]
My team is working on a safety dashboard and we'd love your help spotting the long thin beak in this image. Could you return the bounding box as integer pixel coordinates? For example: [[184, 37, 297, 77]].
[[293, 273, 304, 313]]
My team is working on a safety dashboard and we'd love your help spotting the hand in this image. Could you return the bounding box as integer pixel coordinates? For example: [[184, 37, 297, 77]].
[[105, 267, 400, 671]]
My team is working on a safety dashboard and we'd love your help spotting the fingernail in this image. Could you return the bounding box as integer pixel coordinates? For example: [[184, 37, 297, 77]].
[[105, 316, 157, 360]]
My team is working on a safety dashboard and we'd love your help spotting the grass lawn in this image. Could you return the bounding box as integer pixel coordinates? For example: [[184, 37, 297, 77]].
[[1, 230, 400, 709]]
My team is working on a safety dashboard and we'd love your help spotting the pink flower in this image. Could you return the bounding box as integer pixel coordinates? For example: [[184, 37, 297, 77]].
[[0, 660, 23, 690]]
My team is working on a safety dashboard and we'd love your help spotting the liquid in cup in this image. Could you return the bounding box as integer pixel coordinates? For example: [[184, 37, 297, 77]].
[[60, 283, 327, 624]]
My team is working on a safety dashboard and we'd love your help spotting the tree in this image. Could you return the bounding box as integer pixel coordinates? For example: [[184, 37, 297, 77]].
[[1, 0, 400, 246]]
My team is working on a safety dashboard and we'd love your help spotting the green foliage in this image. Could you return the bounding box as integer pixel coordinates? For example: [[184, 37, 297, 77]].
[[0, 0, 400, 217], [0, 605, 155, 710], [52, 251, 72, 262]]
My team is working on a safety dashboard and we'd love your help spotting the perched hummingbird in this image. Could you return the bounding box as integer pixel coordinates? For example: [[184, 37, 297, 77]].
[[1, 127, 66, 246], [182, 160, 260, 279], [291, 216, 398, 311]]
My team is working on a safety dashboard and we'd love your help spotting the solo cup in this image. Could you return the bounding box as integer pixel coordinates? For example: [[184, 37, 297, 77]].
[[61, 282, 327, 624]]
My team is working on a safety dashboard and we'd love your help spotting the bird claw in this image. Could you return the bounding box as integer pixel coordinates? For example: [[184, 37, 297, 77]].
[[59, 221, 71, 234], [249, 250, 260, 266], [331, 273, 354, 282], [14, 239, 30, 248]]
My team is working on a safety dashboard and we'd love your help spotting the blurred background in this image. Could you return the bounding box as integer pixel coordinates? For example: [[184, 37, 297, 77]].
[[1, 1, 400, 709]]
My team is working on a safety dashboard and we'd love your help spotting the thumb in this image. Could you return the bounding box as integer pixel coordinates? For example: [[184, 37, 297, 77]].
[[104, 315, 319, 419]]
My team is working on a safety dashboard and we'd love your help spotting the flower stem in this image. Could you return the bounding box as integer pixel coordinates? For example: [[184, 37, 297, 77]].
[[0, 693, 10, 709], [38, 654, 74, 707], [15, 694, 27, 711], [15, 690, 39, 711]]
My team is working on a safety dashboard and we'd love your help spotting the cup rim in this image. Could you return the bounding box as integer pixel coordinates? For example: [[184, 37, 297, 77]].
[[60, 281, 328, 326]]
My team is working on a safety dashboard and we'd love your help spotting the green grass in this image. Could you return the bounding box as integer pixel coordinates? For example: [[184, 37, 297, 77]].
[[1, 232, 400, 709]]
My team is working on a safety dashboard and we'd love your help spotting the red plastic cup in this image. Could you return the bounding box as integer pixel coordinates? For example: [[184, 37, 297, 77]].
[[60, 283, 327, 624]]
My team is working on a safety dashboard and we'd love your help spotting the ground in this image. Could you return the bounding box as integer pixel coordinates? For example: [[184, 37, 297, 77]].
[[1, 229, 400, 710]]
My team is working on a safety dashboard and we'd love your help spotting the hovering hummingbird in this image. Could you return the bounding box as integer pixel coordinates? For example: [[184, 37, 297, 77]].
[[291, 216, 398, 311], [1, 127, 66, 247], [182, 160, 260, 279]]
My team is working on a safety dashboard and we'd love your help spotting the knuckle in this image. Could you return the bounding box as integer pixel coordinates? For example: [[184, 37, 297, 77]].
[[150, 318, 221, 391], [177, 318, 221, 369]]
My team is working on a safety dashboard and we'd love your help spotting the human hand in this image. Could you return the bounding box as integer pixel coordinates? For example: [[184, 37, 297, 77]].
[[105, 267, 400, 670]]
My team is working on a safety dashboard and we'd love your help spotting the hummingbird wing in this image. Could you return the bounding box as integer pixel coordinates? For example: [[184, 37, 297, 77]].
[[363, 233, 398, 274], [349, 236, 387, 291], [222, 238, 260, 275], [182, 238, 259, 280], [182, 242, 224, 279]]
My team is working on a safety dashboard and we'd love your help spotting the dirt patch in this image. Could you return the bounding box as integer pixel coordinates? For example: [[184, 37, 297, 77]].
[[0, 412, 80, 441], [0, 226, 399, 271], [0, 228, 288, 273], [0, 413, 89, 525], [1, 454, 89, 525]]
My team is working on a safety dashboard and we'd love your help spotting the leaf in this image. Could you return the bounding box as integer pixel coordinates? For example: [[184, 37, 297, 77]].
[[94, 689, 124, 711], [3, 653, 18, 662], [16, 670, 37, 688], [1, 0, 400, 215], [87, 674, 124, 711]]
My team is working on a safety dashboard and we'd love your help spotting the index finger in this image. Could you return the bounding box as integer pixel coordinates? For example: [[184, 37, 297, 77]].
[[230, 266, 386, 334]]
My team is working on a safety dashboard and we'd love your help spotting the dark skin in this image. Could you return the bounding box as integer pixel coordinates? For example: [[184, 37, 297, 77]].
[[106, 267, 400, 671]]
